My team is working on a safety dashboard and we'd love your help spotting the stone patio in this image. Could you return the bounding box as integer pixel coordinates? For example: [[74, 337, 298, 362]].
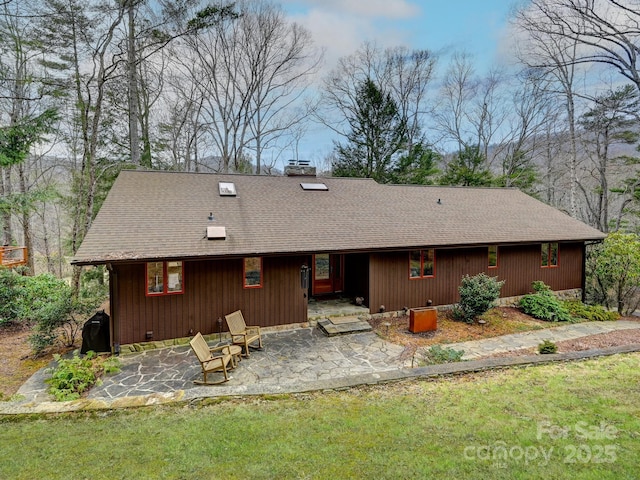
[[15, 327, 408, 405], [4, 318, 639, 414]]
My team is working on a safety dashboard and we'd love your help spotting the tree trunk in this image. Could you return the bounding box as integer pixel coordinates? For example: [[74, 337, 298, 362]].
[[18, 163, 34, 273], [1, 167, 13, 245], [127, 1, 141, 166]]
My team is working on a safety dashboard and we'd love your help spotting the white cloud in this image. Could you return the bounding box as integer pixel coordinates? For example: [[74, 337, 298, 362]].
[[287, 3, 416, 76], [282, 0, 420, 18]]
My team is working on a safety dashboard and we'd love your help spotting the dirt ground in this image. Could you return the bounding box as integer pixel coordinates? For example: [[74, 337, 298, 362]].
[[0, 323, 52, 399], [2, 307, 639, 398]]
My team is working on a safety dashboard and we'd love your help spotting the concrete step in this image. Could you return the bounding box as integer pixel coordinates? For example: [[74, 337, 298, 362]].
[[317, 316, 373, 336]]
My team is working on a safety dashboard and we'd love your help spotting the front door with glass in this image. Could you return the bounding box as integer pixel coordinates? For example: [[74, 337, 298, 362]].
[[312, 253, 344, 295]]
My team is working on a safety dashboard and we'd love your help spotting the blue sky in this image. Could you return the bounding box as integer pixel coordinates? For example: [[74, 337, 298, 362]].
[[283, 0, 518, 74], [278, 0, 520, 164]]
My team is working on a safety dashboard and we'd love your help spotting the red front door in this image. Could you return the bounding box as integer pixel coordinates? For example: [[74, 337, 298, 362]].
[[312, 254, 344, 295]]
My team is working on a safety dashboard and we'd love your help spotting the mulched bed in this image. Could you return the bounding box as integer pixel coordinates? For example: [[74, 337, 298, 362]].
[[368, 306, 640, 360]]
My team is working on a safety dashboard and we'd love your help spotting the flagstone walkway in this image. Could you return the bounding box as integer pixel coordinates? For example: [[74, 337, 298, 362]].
[[442, 320, 640, 360]]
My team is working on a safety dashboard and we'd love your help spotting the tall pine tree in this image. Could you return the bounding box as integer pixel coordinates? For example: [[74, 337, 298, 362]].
[[332, 78, 407, 183]]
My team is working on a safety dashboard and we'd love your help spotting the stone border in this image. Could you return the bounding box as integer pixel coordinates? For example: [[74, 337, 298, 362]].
[[116, 289, 583, 353], [2, 343, 638, 415], [117, 322, 311, 354]]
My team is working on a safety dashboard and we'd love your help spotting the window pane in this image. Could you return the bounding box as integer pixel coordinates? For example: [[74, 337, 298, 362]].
[[423, 249, 434, 277], [550, 243, 558, 266], [488, 245, 498, 268], [244, 257, 262, 287], [409, 251, 421, 278], [541, 243, 549, 267], [166, 261, 183, 292], [314, 254, 330, 280], [147, 262, 164, 294]]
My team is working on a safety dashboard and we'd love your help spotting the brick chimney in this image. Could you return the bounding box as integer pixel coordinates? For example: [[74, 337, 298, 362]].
[[284, 159, 316, 177]]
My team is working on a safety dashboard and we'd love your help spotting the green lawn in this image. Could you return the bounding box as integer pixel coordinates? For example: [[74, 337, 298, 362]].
[[1, 354, 639, 479]]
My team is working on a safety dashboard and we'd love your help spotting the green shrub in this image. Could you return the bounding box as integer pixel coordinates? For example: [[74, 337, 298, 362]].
[[538, 339, 558, 354], [46, 351, 121, 402], [563, 300, 619, 322], [0, 268, 108, 353], [30, 270, 108, 354], [0, 267, 24, 325], [102, 356, 122, 375], [26, 274, 74, 353], [519, 282, 571, 322], [422, 345, 465, 365], [452, 273, 505, 324], [46, 352, 98, 401]]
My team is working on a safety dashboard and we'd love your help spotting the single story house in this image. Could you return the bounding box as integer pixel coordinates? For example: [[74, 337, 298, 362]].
[[72, 169, 606, 348]]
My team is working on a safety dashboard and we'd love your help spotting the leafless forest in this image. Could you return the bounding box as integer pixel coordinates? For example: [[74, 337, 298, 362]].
[[1, 0, 639, 279]]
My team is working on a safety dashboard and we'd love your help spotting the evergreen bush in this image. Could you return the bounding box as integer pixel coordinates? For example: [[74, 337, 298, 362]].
[[422, 345, 465, 365], [563, 300, 619, 322], [453, 273, 505, 324], [519, 282, 571, 322], [538, 340, 558, 354]]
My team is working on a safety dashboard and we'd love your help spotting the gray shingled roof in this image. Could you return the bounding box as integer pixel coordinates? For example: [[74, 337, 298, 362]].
[[72, 170, 606, 265]]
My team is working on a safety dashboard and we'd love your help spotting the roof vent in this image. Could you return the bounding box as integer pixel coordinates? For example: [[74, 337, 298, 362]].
[[300, 182, 328, 191], [207, 226, 226, 240], [218, 182, 236, 196]]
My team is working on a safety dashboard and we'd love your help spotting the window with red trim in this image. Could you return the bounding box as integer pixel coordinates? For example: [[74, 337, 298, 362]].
[[488, 245, 498, 269], [409, 249, 435, 278], [244, 257, 263, 288], [146, 261, 183, 295], [541, 243, 559, 267]]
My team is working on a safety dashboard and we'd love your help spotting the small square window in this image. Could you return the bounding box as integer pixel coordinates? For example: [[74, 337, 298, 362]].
[[409, 249, 435, 279], [244, 257, 263, 288]]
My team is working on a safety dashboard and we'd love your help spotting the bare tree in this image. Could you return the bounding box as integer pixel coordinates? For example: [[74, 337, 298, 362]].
[[519, 0, 640, 95], [177, 0, 320, 174], [433, 53, 514, 167], [157, 64, 207, 171], [499, 69, 554, 192], [241, 1, 321, 174], [513, 2, 586, 218]]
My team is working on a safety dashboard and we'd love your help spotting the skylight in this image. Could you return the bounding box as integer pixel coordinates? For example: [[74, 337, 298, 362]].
[[219, 182, 237, 196], [300, 182, 328, 191]]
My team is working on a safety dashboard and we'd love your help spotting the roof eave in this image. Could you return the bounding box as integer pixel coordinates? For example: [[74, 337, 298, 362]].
[[71, 235, 607, 266]]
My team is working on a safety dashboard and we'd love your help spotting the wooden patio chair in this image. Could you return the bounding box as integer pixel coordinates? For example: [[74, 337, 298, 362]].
[[189, 332, 234, 385], [224, 310, 263, 357]]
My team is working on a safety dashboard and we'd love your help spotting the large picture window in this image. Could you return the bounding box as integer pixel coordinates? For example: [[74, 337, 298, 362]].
[[146, 261, 183, 295], [244, 257, 263, 288], [488, 245, 498, 269], [409, 249, 435, 279], [541, 243, 559, 268]]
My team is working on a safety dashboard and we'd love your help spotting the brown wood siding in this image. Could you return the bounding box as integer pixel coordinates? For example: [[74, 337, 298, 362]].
[[112, 256, 308, 345], [368, 242, 585, 312]]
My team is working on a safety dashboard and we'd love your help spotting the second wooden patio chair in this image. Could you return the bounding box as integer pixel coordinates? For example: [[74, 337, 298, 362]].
[[189, 332, 234, 385], [224, 310, 263, 357]]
